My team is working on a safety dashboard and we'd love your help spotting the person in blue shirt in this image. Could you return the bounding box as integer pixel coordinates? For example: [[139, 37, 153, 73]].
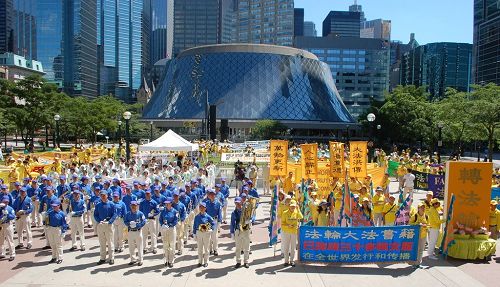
[[110, 178, 122, 199], [220, 178, 230, 223], [13, 188, 33, 249], [193, 202, 215, 267], [94, 191, 117, 265], [159, 198, 178, 268], [172, 191, 186, 255], [166, 177, 176, 192], [21, 177, 30, 190], [122, 185, 137, 213], [68, 190, 86, 251], [214, 184, 226, 223], [185, 184, 198, 239], [132, 182, 145, 202], [152, 186, 166, 234], [124, 201, 146, 266], [40, 186, 58, 250], [87, 186, 101, 232], [10, 182, 21, 200], [1, 184, 14, 207], [246, 180, 260, 224], [46, 200, 68, 264], [69, 174, 80, 191], [0, 196, 16, 261], [79, 176, 92, 198], [27, 180, 42, 227], [180, 190, 191, 244], [102, 180, 112, 198], [92, 175, 103, 192], [139, 190, 159, 254], [203, 189, 222, 256], [160, 181, 171, 198], [230, 197, 251, 268], [112, 192, 127, 253], [57, 176, 72, 214]]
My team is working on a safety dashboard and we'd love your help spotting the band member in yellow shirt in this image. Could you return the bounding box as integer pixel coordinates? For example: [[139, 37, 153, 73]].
[[382, 195, 398, 226], [283, 172, 294, 194], [372, 187, 385, 226], [427, 198, 445, 259], [281, 200, 303, 267], [410, 203, 429, 268]]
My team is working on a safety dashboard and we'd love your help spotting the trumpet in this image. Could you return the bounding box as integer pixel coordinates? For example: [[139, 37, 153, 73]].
[[198, 222, 212, 232], [240, 197, 256, 231]]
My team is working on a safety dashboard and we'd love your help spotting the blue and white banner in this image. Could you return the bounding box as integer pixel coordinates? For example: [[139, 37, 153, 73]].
[[299, 225, 420, 263]]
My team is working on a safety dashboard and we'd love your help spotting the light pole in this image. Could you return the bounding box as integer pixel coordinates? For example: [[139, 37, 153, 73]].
[[376, 124, 381, 147], [123, 111, 131, 162], [118, 120, 122, 149], [437, 122, 444, 164], [149, 121, 153, 141], [54, 114, 61, 148], [367, 113, 376, 162]]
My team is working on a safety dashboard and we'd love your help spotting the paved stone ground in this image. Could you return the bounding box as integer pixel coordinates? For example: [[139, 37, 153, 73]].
[[1, 181, 498, 287]]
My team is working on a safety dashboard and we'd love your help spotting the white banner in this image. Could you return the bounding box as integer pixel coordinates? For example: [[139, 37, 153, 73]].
[[220, 152, 270, 163]]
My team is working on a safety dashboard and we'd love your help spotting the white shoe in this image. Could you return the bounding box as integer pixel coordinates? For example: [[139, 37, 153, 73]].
[[428, 255, 438, 260]]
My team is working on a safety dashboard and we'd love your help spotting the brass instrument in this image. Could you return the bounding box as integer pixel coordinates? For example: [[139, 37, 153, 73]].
[[240, 197, 257, 231], [198, 222, 212, 232]]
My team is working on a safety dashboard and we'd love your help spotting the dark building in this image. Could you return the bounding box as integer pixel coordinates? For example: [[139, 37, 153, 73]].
[[322, 11, 361, 38], [295, 36, 390, 119], [349, 0, 365, 22], [143, 44, 354, 136], [401, 42, 473, 99], [294, 8, 304, 37], [0, 0, 14, 54], [304, 21, 317, 37], [473, 0, 500, 85], [389, 33, 419, 90], [0, 0, 37, 60]]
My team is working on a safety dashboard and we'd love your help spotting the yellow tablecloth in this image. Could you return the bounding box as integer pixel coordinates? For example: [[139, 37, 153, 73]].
[[447, 239, 497, 260]]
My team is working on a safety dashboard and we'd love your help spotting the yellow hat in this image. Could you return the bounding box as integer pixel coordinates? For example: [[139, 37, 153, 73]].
[[310, 192, 317, 196], [491, 200, 498, 205], [427, 191, 434, 196], [290, 200, 297, 207], [418, 202, 425, 208], [362, 197, 370, 202], [430, 198, 440, 204]]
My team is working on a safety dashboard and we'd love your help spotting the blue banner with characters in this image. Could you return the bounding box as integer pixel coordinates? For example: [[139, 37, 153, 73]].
[[492, 187, 500, 211], [428, 173, 445, 199], [299, 225, 420, 263]]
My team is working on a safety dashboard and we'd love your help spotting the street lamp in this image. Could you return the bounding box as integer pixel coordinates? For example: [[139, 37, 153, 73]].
[[437, 121, 444, 164], [367, 113, 376, 162], [149, 121, 153, 141], [123, 111, 131, 162], [376, 124, 381, 147], [54, 114, 61, 148], [117, 120, 122, 149]]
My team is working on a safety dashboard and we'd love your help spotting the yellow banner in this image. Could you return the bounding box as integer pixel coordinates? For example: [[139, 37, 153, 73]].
[[317, 165, 331, 198], [269, 140, 288, 177], [301, 143, 318, 180], [445, 162, 493, 229], [349, 141, 367, 178], [329, 142, 345, 178]]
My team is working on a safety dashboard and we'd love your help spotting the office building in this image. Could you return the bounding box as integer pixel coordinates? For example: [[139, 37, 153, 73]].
[[0, 52, 44, 81], [304, 21, 317, 37], [401, 42, 473, 99], [233, 0, 294, 46], [143, 44, 354, 133], [389, 33, 419, 90], [150, 0, 174, 63], [361, 19, 391, 41], [294, 8, 304, 37], [322, 11, 361, 38], [349, 1, 365, 22], [473, 0, 500, 85], [0, 0, 14, 54], [0, 0, 37, 60], [97, 0, 146, 101], [295, 36, 390, 119]]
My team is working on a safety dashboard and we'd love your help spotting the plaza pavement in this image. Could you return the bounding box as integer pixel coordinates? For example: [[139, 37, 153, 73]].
[[1, 181, 498, 287]]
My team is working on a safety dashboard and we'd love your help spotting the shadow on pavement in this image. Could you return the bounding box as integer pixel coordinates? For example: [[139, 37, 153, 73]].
[[11, 260, 52, 270], [53, 261, 97, 272], [122, 263, 165, 275], [195, 264, 236, 278]]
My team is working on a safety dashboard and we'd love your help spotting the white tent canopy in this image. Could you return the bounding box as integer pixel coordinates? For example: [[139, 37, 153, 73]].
[[139, 129, 198, 152]]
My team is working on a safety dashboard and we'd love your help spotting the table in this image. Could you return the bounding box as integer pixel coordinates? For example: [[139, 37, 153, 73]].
[[447, 238, 497, 260]]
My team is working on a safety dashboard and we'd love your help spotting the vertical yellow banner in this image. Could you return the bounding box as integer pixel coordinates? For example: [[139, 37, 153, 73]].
[[269, 140, 288, 177], [301, 143, 318, 180], [349, 141, 367, 178], [329, 142, 345, 177], [444, 161, 493, 229], [316, 163, 331, 198]]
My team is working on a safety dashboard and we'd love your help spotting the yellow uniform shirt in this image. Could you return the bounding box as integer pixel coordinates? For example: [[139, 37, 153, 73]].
[[278, 202, 287, 218], [397, 165, 406, 177], [283, 178, 293, 193], [334, 190, 343, 211], [349, 181, 362, 194], [281, 209, 303, 234], [382, 202, 398, 224], [309, 199, 320, 223], [317, 211, 328, 227], [372, 193, 385, 213], [427, 206, 445, 229], [410, 213, 429, 238], [489, 209, 500, 232]]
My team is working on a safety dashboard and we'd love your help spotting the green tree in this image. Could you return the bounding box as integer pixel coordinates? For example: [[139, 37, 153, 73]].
[[251, 120, 286, 140]]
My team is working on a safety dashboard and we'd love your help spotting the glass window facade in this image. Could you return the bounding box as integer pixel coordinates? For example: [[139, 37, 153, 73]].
[[322, 11, 360, 38], [473, 0, 500, 85], [143, 45, 354, 124]]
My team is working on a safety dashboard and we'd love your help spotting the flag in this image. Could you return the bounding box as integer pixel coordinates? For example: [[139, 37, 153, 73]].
[[301, 180, 314, 226], [441, 194, 456, 256], [340, 170, 352, 226], [268, 185, 279, 246]]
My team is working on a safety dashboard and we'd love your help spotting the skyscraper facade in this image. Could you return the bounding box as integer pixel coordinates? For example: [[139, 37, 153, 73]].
[[0, 0, 14, 54], [322, 11, 361, 38], [97, 0, 146, 101], [150, 0, 174, 64], [473, 0, 500, 85], [0, 0, 37, 60], [294, 8, 304, 37], [295, 36, 390, 118], [401, 42, 473, 99], [232, 0, 294, 46], [361, 19, 391, 41], [349, 1, 365, 22], [303, 21, 317, 37]]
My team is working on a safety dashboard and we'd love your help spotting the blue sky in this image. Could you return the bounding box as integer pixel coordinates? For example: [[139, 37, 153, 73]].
[[295, 0, 473, 44]]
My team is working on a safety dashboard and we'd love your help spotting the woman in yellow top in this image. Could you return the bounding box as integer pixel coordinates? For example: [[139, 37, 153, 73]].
[[281, 200, 303, 267], [308, 191, 320, 224], [381, 173, 390, 200], [427, 198, 445, 259], [331, 180, 343, 226], [316, 200, 329, 226], [489, 200, 500, 239], [372, 187, 385, 226], [358, 186, 372, 202], [410, 203, 429, 267], [382, 195, 398, 226]]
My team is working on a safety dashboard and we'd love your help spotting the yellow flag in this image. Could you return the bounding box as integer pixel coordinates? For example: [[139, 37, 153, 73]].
[[301, 143, 318, 180], [329, 142, 345, 177], [269, 140, 288, 177], [349, 141, 367, 178]]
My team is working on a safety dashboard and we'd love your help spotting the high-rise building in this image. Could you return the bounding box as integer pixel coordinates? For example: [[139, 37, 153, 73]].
[[0, 0, 37, 60], [322, 11, 361, 38], [0, 0, 14, 54], [389, 33, 418, 90], [473, 0, 500, 85], [173, 0, 222, 56], [150, 0, 174, 64], [295, 36, 390, 118], [97, 0, 146, 101], [303, 21, 317, 37], [361, 19, 391, 41], [401, 42, 473, 99], [349, 0, 365, 22], [233, 0, 294, 46], [294, 8, 304, 37]]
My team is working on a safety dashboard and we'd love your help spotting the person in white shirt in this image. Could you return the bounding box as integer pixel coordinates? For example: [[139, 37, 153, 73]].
[[402, 168, 415, 200]]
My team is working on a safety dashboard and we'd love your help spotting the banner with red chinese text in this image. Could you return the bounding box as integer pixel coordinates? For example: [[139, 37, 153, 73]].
[[299, 225, 420, 263], [349, 141, 367, 178], [301, 143, 318, 180], [329, 142, 345, 178], [269, 140, 288, 177]]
